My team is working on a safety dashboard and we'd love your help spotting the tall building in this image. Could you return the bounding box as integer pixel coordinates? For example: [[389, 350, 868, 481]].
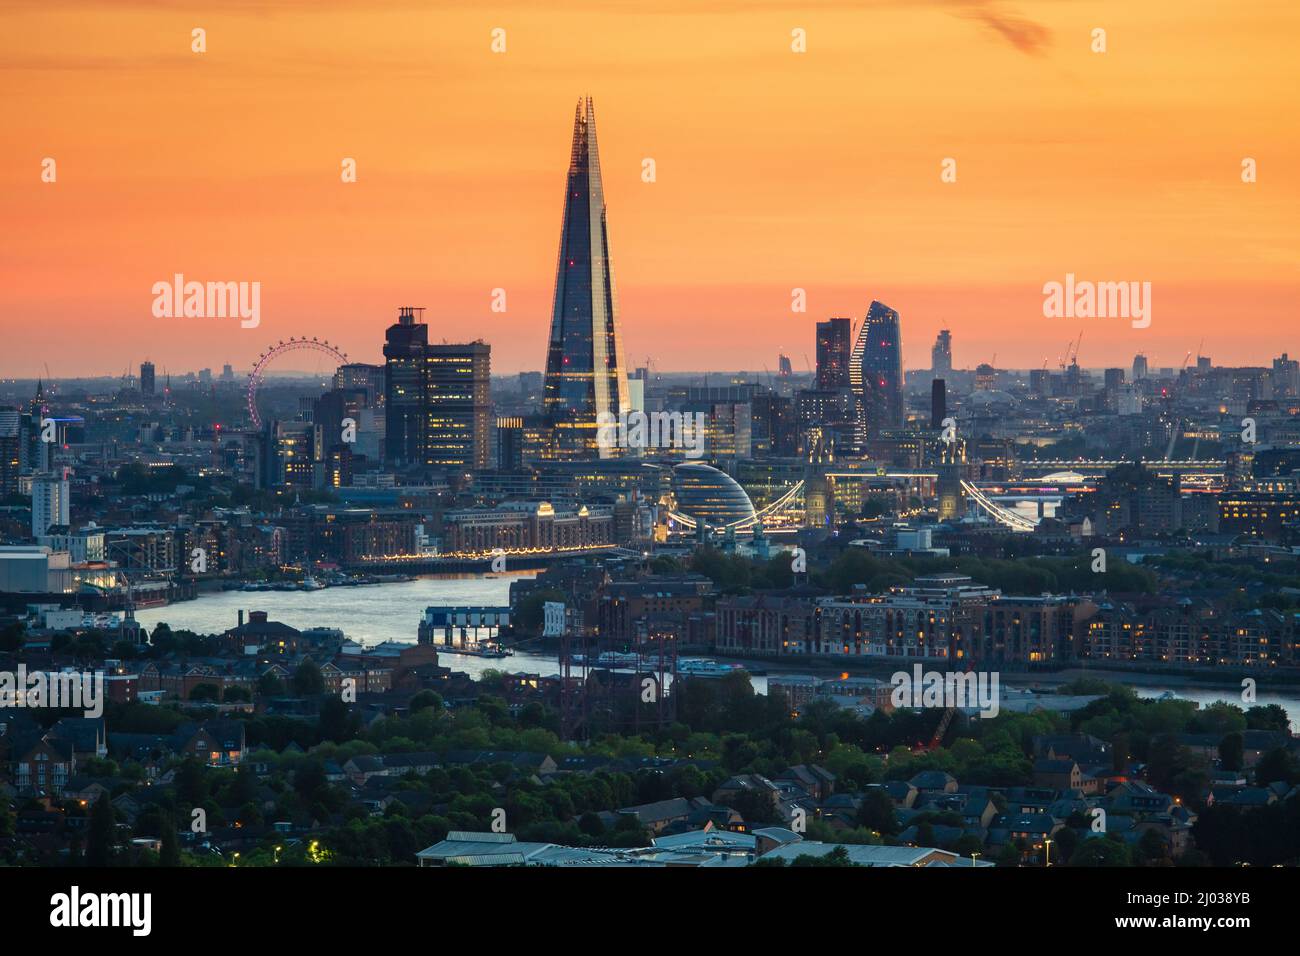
[[140, 361, 155, 396], [849, 300, 904, 445], [384, 307, 430, 468], [335, 363, 386, 408], [0, 409, 21, 497], [930, 379, 947, 429], [1132, 353, 1149, 381], [1273, 353, 1299, 397], [931, 330, 953, 375], [383, 307, 491, 471], [32, 470, 70, 536], [423, 342, 491, 471], [259, 422, 314, 489], [542, 97, 631, 459], [496, 417, 525, 470], [815, 317, 852, 389]]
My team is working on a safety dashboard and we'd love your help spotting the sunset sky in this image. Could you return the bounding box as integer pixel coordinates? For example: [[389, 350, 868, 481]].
[[3, 0, 1298, 377]]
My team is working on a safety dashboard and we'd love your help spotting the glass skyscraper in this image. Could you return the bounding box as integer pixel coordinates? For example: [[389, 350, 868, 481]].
[[849, 300, 904, 446], [542, 97, 631, 459]]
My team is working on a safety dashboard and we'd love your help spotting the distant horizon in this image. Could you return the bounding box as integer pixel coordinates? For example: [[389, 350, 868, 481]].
[[4, 356, 1294, 385]]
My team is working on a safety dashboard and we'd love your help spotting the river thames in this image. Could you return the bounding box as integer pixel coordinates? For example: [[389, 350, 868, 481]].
[[134, 576, 1300, 725]]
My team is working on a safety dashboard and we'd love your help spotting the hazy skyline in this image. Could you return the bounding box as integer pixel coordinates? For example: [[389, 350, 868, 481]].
[[4, 0, 1298, 377]]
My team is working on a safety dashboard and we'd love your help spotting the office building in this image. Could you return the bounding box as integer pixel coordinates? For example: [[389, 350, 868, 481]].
[[849, 300, 904, 445], [815, 317, 852, 389], [32, 471, 70, 536], [931, 329, 953, 375], [542, 97, 631, 459]]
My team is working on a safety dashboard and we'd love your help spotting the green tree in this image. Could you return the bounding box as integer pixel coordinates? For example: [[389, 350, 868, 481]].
[[86, 795, 116, 866], [514, 590, 566, 632], [293, 659, 325, 696], [159, 812, 181, 867], [1136, 828, 1169, 865], [856, 788, 898, 835], [410, 691, 443, 714], [189, 683, 221, 702], [1070, 836, 1132, 867]]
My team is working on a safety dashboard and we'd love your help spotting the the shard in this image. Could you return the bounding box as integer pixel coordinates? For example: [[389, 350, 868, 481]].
[[543, 97, 631, 459]]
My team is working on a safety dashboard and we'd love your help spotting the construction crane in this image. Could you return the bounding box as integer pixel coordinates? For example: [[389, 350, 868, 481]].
[[1060, 330, 1083, 371], [928, 706, 958, 750]]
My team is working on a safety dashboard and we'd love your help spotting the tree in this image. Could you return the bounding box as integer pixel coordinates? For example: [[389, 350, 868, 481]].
[[159, 812, 181, 867], [258, 671, 285, 697], [791, 846, 854, 867], [189, 683, 221, 702], [410, 691, 443, 714], [856, 788, 898, 835], [1245, 704, 1291, 734], [1069, 836, 1132, 867], [1136, 828, 1169, 865], [953, 834, 984, 859], [1052, 827, 1078, 862], [175, 758, 208, 807], [319, 696, 360, 743], [86, 795, 116, 866], [1254, 748, 1299, 787], [293, 659, 325, 696], [514, 590, 566, 632]]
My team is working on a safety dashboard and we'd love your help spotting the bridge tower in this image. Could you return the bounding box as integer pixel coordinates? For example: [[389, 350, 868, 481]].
[[937, 436, 967, 520], [804, 429, 835, 527]]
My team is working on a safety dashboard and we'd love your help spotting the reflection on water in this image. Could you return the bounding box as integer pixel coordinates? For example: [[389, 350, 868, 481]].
[[136, 578, 1297, 726]]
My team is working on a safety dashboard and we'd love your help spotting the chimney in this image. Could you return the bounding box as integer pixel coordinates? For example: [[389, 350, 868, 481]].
[[238, 609, 245, 628]]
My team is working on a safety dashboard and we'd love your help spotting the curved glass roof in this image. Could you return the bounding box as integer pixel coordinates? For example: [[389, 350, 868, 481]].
[[672, 462, 757, 527]]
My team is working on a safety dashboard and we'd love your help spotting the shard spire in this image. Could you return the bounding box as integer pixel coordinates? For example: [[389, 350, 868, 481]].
[[543, 96, 630, 459]]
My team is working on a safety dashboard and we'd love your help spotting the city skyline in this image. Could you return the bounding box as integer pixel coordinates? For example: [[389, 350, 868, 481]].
[[4, 1, 1298, 378]]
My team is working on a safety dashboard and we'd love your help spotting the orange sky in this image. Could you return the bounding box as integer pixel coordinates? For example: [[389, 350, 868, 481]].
[[2, 0, 1298, 377]]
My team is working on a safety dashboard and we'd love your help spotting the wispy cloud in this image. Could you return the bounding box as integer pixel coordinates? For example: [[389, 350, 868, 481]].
[[959, 1, 1053, 55]]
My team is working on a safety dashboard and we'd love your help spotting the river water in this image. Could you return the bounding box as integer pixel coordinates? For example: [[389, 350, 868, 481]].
[[135, 576, 1300, 727]]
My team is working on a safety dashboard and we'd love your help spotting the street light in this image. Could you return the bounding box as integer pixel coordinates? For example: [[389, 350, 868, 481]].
[[971, 851, 981, 867], [1043, 838, 1053, 867]]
